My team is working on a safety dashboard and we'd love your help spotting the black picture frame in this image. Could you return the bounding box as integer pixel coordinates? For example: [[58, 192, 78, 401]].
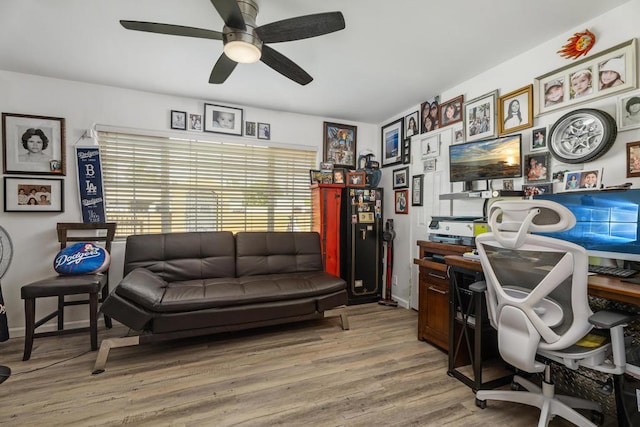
[[323, 121, 357, 169], [412, 174, 424, 206], [2, 112, 66, 175], [170, 110, 187, 130], [258, 123, 271, 140], [402, 138, 411, 164], [203, 103, 243, 136], [381, 118, 403, 168], [392, 166, 409, 189], [4, 176, 64, 212]]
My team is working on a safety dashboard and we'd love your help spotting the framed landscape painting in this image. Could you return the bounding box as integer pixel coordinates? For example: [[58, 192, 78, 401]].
[[381, 118, 403, 167]]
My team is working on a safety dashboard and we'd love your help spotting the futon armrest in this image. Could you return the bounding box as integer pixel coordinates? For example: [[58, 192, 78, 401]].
[[115, 268, 169, 310], [468, 281, 486, 293], [589, 310, 636, 329]]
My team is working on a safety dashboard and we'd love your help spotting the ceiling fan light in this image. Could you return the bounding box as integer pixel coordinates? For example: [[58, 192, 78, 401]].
[[224, 41, 261, 63]]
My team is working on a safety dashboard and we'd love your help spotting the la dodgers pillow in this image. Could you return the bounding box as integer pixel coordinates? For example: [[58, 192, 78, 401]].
[[54, 242, 111, 275]]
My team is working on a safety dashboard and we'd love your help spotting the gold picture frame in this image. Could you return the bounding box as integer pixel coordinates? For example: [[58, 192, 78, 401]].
[[498, 85, 533, 135]]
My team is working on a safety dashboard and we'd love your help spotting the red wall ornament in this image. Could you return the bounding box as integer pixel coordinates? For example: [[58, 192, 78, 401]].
[[557, 29, 596, 60]]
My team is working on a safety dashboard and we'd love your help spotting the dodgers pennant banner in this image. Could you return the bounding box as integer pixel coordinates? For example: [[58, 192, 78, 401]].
[[76, 146, 107, 223]]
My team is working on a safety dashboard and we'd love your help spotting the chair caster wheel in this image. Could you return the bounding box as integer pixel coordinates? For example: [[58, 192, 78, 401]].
[[590, 410, 604, 425], [475, 398, 486, 409]]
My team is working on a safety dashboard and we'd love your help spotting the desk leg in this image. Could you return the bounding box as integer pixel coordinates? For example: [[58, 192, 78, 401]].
[[473, 290, 483, 390]]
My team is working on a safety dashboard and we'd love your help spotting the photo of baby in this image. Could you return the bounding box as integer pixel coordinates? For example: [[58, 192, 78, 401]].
[[204, 104, 242, 135]]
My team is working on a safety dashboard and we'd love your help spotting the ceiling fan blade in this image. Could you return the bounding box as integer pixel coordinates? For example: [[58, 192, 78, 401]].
[[120, 21, 223, 40], [210, 0, 246, 30], [256, 12, 345, 43], [260, 45, 312, 86], [209, 53, 238, 84]]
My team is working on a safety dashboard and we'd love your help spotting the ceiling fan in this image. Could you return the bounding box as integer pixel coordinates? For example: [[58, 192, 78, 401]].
[[120, 0, 345, 85]]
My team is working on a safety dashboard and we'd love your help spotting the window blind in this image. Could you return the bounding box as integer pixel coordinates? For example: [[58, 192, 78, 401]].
[[97, 130, 316, 238]]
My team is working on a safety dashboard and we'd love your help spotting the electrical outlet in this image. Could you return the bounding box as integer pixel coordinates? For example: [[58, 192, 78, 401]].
[[393, 275, 398, 285]]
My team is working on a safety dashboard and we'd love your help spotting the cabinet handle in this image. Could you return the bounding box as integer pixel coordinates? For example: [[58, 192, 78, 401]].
[[428, 272, 447, 280], [428, 286, 447, 295]]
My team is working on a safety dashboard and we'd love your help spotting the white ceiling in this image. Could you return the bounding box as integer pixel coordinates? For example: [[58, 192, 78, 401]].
[[0, 0, 630, 124]]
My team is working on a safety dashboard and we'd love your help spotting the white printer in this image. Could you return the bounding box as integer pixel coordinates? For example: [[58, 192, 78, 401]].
[[428, 216, 488, 246]]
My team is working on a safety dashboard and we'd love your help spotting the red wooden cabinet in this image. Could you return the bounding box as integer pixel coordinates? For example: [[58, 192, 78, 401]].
[[311, 184, 344, 276]]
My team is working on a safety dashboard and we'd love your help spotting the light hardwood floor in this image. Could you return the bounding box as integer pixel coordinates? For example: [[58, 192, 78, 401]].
[[0, 304, 613, 426]]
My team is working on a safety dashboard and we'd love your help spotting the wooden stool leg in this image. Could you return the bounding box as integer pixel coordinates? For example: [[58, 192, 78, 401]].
[[23, 298, 35, 361], [89, 292, 98, 351], [101, 286, 112, 329]]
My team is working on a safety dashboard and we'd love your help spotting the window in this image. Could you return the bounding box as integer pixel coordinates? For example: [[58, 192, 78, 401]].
[[97, 130, 316, 238]]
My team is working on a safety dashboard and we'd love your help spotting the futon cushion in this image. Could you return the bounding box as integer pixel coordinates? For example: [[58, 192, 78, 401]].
[[53, 242, 110, 275], [115, 269, 345, 313]]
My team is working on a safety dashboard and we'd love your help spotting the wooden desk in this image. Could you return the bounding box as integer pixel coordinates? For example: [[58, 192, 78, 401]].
[[444, 255, 640, 307]]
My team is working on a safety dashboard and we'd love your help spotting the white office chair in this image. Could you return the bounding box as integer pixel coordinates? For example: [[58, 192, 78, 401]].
[[474, 200, 632, 426]]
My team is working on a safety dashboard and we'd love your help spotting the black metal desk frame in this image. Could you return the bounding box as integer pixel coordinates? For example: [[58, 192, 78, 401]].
[[447, 263, 512, 391]]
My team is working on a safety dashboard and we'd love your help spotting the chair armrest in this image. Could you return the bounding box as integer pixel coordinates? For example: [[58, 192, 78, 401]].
[[589, 310, 636, 329], [468, 280, 486, 293]]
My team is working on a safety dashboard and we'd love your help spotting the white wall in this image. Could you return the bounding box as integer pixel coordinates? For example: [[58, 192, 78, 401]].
[[0, 70, 378, 336], [381, 0, 640, 309]]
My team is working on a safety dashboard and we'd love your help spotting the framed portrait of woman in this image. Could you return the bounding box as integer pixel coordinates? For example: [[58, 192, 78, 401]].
[[498, 85, 533, 135], [439, 95, 464, 128], [2, 113, 66, 175]]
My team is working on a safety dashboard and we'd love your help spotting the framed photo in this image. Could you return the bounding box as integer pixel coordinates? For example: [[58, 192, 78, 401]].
[[423, 158, 436, 172], [463, 90, 497, 142], [420, 96, 440, 134], [189, 113, 202, 131], [627, 141, 640, 178], [503, 179, 514, 190], [4, 177, 63, 212], [498, 85, 533, 135], [309, 169, 321, 184], [402, 138, 411, 164], [203, 103, 243, 136], [523, 183, 553, 198], [421, 134, 439, 159], [332, 168, 347, 184], [534, 39, 637, 116], [405, 111, 419, 137], [617, 89, 640, 131], [245, 121, 256, 136], [524, 152, 550, 183], [561, 169, 602, 192], [381, 118, 403, 167], [346, 171, 365, 187], [392, 166, 409, 189], [439, 95, 464, 128], [394, 189, 408, 214], [258, 123, 271, 140], [531, 126, 547, 151], [412, 174, 424, 206], [323, 122, 357, 169], [170, 110, 187, 130], [2, 113, 65, 175], [453, 124, 464, 144]]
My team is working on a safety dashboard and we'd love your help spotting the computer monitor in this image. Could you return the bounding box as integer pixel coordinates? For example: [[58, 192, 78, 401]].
[[534, 189, 640, 263], [449, 134, 522, 191]]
